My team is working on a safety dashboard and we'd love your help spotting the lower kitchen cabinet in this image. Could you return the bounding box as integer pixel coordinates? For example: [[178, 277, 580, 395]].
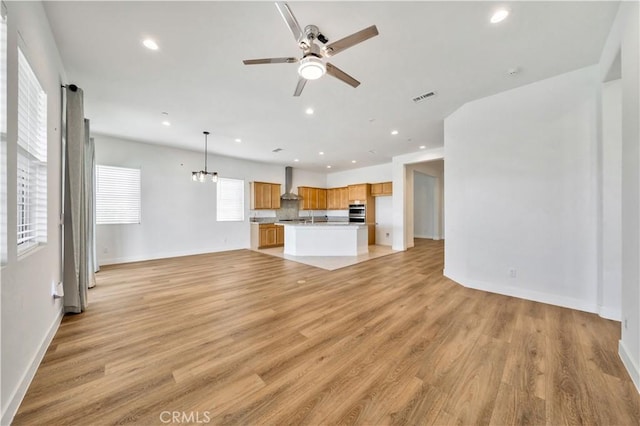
[[255, 223, 284, 248], [276, 225, 284, 245]]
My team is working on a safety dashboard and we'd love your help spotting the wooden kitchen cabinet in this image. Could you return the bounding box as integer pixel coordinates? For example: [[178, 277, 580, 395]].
[[327, 187, 349, 210], [271, 184, 281, 208], [276, 225, 284, 245], [371, 181, 393, 196], [317, 188, 327, 209], [298, 186, 327, 210], [251, 182, 281, 209], [348, 183, 370, 202], [258, 223, 283, 248], [339, 187, 349, 208], [298, 186, 312, 210], [368, 224, 376, 245], [327, 188, 338, 209]]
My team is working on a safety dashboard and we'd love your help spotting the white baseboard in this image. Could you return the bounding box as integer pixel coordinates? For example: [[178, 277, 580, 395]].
[[414, 234, 434, 239], [1, 309, 63, 425], [598, 305, 622, 321], [443, 269, 598, 314], [619, 339, 640, 394], [99, 245, 247, 266]]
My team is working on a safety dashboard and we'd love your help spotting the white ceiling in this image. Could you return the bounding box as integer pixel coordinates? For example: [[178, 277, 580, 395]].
[[43, 1, 619, 172]]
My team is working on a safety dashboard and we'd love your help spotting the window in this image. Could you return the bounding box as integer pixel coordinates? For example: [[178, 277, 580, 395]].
[[96, 165, 141, 225], [1, 4, 7, 262], [17, 47, 47, 254], [217, 177, 244, 221]]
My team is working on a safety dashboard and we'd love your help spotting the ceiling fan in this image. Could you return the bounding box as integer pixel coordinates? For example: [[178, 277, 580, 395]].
[[243, 2, 379, 96]]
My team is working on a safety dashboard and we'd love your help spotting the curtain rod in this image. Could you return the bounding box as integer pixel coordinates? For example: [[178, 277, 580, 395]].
[[61, 84, 79, 92]]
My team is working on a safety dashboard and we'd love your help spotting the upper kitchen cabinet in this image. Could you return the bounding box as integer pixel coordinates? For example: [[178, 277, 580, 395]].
[[348, 184, 370, 203], [250, 181, 281, 209], [327, 187, 349, 210], [371, 182, 393, 196], [298, 186, 327, 210]]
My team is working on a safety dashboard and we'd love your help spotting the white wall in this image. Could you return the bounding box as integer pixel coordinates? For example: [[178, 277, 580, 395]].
[[444, 66, 600, 313], [1, 2, 66, 423], [600, 79, 622, 320], [406, 161, 444, 246], [599, 1, 640, 392], [391, 147, 445, 251], [94, 134, 326, 264], [414, 173, 436, 238], [327, 163, 393, 246]]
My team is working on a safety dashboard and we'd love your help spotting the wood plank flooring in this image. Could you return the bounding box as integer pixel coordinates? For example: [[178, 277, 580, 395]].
[[14, 239, 640, 425]]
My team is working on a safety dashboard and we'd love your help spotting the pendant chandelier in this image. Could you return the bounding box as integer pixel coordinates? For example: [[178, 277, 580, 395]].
[[192, 131, 218, 183]]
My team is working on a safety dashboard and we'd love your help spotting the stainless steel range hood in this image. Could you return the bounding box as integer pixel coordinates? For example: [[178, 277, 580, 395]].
[[281, 166, 300, 200]]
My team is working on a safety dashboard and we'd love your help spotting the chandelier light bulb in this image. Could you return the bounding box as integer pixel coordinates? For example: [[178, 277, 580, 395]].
[[192, 131, 218, 183]]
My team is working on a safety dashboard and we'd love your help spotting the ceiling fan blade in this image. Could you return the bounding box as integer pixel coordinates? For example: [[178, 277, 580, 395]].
[[275, 2, 303, 43], [324, 25, 379, 57], [326, 63, 360, 88], [293, 77, 307, 96], [243, 57, 298, 65]]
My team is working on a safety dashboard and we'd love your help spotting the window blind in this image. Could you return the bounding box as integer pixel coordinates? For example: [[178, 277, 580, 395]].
[[217, 177, 244, 222], [17, 47, 47, 254], [96, 165, 141, 225]]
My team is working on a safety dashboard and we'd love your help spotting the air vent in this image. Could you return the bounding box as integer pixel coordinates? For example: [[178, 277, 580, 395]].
[[412, 91, 436, 103], [272, 148, 283, 153]]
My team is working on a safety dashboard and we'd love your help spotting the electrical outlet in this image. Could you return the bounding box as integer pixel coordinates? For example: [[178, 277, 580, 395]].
[[509, 268, 517, 278], [386, 232, 390, 238], [103, 247, 108, 254], [625, 318, 628, 329]]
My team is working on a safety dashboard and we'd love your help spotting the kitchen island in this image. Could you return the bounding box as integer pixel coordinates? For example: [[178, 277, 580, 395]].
[[277, 222, 368, 256]]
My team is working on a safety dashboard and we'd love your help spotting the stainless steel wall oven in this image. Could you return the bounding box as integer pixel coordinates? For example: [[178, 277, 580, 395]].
[[348, 204, 366, 223]]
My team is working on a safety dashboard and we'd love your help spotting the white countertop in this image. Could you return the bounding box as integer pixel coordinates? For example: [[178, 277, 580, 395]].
[[276, 222, 365, 228]]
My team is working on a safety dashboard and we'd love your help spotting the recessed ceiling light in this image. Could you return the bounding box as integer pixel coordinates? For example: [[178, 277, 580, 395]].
[[326, 165, 332, 169], [319, 151, 324, 155], [419, 145, 426, 149], [351, 160, 357, 163], [143, 39, 159, 50], [305, 108, 314, 115], [391, 130, 399, 135], [161, 121, 171, 126], [490, 8, 509, 24], [294, 158, 299, 162], [235, 138, 242, 143]]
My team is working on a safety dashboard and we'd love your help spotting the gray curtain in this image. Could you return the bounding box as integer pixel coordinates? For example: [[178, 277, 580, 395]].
[[63, 86, 94, 312], [90, 136, 99, 276], [85, 127, 97, 288]]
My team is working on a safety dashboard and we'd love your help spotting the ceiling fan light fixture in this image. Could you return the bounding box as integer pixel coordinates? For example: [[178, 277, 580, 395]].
[[298, 56, 326, 80]]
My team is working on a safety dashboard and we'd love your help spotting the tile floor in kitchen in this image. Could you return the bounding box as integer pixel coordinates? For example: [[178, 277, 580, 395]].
[[254, 245, 400, 271]]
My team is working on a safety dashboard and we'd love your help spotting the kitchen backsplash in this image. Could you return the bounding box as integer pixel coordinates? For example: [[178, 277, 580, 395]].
[[276, 199, 300, 220], [250, 199, 350, 222]]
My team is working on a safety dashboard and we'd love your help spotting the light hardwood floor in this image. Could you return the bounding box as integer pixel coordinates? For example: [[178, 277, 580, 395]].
[[14, 239, 640, 425]]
